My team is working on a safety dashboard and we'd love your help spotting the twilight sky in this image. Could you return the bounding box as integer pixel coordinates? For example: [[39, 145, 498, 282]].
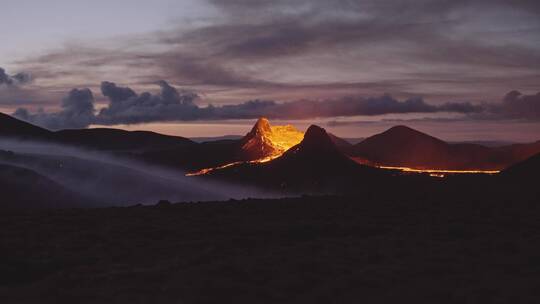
[[0, 0, 539, 141]]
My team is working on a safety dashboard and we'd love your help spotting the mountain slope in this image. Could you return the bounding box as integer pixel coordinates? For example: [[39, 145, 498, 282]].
[[328, 132, 353, 152], [276, 125, 356, 167], [501, 152, 540, 178], [54, 128, 195, 152], [350, 125, 540, 170], [496, 152, 540, 199], [351, 125, 460, 168], [0, 112, 195, 152], [0, 112, 52, 140]]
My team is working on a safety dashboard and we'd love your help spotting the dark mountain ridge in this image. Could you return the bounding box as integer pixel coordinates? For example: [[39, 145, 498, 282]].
[[350, 125, 540, 170], [501, 152, 540, 180], [3, 112, 540, 172], [203, 125, 393, 193], [0, 112, 52, 140], [0, 112, 195, 152], [55, 128, 195, 152]]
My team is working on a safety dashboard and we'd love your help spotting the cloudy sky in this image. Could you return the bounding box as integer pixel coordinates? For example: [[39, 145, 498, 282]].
[[1, 0, 539, 141]]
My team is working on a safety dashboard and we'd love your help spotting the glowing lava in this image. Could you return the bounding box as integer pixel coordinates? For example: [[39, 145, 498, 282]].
[[187, 117, 304, 176], [240, 117, 304, 159], [351, 157, 501, 177], [377, 165, 500, 177]]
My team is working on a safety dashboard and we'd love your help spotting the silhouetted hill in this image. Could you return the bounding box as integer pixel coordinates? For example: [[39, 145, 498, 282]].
[[350, 125, 540, 170], [450, 140, 516, 147], [54, 128, 195, 152], [0, 112, 195, 152], [351, 125, 460, 168], [0, 112, 222, 170], [328, 132, 353, 151], [279, 125, 351, 162], [501, 152, 540, 179], [190, 135, 242, 143], [493, 141, 540, 166], [0, 112, 52, 140]]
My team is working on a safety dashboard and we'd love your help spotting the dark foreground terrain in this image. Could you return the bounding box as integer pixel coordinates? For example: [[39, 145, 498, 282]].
[[1, 195, 540, 303]]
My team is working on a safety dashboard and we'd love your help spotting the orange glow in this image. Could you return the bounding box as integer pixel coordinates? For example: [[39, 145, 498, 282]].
[[185, 161, 244, 176], [240, 119, 304, 159], [186, 155, 281, 176], [377, 165, 500, 177], [187, 118, 304, 176], [187, 155, 283, 176], [265, 125, 304, 155]]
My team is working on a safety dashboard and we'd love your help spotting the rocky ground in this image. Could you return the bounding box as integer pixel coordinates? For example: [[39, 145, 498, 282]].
[[1, 195, 540, 303]]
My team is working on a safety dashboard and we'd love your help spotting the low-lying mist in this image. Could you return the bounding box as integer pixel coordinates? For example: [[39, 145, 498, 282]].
[[0, 138, 279, 207]]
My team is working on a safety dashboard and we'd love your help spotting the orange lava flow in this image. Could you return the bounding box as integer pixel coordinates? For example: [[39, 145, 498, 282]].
[[185, 161, 245, 176], [377, 165, 500, 176], [265, 125, 304, 156], [186, 155, 282, 176]]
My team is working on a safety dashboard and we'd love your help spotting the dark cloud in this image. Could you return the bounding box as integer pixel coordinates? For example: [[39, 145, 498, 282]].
[[497, 90, 540, 120], [97, 80, 201, 124], [14, 88, 95, 130], [13, 81, 487, 130], [209, 0, 540, 15], [215, 95, 482, 120], [199, 0, 540, 67], [0, 67, 32, 87], [101, 81, 137, 103]]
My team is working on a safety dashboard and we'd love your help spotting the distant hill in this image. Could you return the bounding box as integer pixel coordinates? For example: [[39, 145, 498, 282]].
[[496, 152, 540, 199], [190, 135, 243, 143], [350, 125, 540, 170], [55, 128, 195, 152], [0, 112, 195, 153], [0, 112, 52, 140], [341, 137, 365, 145], [449, 140, 516, 147], [328, 133, 353, 152], [501, 152, 540, 179]]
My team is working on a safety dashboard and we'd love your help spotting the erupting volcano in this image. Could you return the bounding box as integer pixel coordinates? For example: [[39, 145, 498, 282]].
[[186, 118, 305, 176], [239, 117, 304, 161]]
